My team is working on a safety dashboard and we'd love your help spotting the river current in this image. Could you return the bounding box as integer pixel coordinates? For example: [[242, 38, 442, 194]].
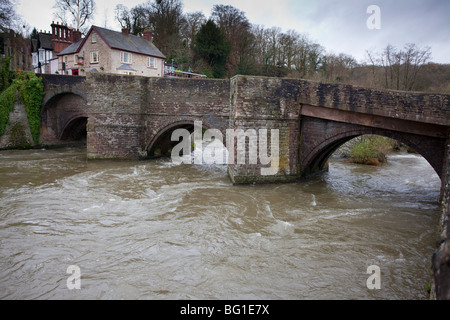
[[0, 147, 442, 300]]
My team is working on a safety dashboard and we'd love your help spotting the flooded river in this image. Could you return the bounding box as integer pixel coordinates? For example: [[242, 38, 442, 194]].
[[0, 147, 442, 300]]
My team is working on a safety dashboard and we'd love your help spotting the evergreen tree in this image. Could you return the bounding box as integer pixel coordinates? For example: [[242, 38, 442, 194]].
[[193, 20, 230, 78]]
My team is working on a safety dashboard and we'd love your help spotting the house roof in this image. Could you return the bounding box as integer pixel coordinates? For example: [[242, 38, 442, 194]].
[[58, 25, 166, 60], [38, 33, 53, 50], [58, 39, 83, 56]]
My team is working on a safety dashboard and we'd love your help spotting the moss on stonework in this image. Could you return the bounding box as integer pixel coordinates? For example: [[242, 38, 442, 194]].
[[8, 123, 31, 149], [0, 72, 44, 145]]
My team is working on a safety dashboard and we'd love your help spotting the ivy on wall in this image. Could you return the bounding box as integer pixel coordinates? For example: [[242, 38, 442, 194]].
[[0, 71, 44, 144], [0, 83, 17, 137]]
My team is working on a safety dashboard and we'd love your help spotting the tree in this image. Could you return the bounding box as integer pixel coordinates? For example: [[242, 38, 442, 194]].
[[193, 20, 231, 78], [147, 0, 186, 58], [53, 0, 95, 33], [114, 4, 131, 30], [0, 0, 16, 31], [130, 4, 150, 35], [211, 4, 255, 76], [366, 43, 432, 91], [320, 53, 357, 83], [401, 43, 432, 91], [114, 4, 150, 35], [181, 11, 206, 49]]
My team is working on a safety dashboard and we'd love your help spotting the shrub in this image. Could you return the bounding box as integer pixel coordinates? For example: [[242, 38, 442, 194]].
[[349, 136, 389, 166]]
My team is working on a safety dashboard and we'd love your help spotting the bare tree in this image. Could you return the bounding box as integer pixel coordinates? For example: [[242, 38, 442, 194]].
[[211, 5, 256, 76], [115, 4, 150, 35], [114, 4, 131, 30], [181, 11, 206, 48], [0, 0, 16, 31], [366, 43, 431, 91], [146, 0, 185, 56], [53, 0, 95, 33], [321, 53, 357, 83], [401, 43, 431, 91]]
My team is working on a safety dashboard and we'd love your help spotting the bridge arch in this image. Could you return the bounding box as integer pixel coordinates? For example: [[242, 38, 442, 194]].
[[60, 115, 88, 141], [40, 92, 87, 143], [301, 118, 445, 179], [147, 119, 216, 158]]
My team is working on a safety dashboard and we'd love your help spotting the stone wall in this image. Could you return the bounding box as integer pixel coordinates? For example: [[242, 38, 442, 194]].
[[144, 77, 230, 151], [0, 101, 34, 149], [228, 76, 301, 184], [433, 135, 450, 299], [86, 73, 147, 159], [41, 74, 87, 105]]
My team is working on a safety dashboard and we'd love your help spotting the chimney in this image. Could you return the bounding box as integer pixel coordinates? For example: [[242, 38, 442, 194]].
[[122, 28, 130, 36], [143, 29, 153, 42], [72, 29, 82, 42]]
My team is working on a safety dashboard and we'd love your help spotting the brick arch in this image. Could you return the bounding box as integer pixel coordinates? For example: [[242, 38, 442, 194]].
[[40, 92, 87, 143], [146, 118, 216, 157], [42, 89, 87, 108], [60, 115, 88, 141], [300, 117, 446, 179]]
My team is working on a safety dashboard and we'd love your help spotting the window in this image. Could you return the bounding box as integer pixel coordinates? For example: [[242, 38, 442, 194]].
[[92, 33, 97, 43], [90, 51, 99, 64], [120, 52, 132, 64], [147, 57, 156, 68]]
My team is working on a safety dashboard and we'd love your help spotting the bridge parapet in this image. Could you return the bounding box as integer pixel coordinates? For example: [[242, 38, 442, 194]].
[[297, 80, 450, 127]]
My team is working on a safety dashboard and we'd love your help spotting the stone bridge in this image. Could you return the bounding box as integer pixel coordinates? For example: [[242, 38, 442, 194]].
[[40, 73, 450, 299]]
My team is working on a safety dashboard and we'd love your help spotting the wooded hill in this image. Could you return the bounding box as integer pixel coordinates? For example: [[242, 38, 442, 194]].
[[114, 0, 449, 93]]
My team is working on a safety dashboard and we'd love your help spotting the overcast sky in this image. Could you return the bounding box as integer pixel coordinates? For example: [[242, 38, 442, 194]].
[[14, 0, 450, 64]]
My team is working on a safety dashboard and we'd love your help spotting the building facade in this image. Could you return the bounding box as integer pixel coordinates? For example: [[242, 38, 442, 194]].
[[57, 26, 166, 77], [0, 29, 32, 71], [32, 22, 82, 74]]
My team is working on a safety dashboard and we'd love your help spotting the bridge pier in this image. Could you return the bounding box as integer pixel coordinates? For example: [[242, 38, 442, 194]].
[[227, 76, 302, 184]]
